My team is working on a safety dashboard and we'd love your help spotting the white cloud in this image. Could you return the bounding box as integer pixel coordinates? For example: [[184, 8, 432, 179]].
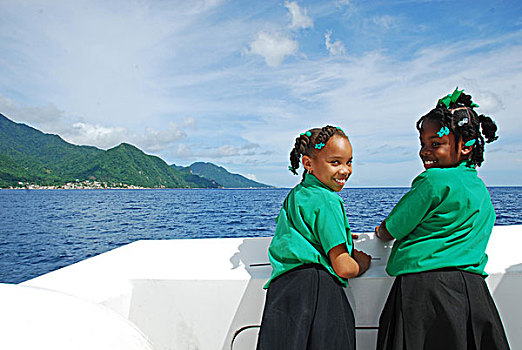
[[170, 142, 268, 161], [209, 143, 264, 158], [137, 122, 187, 152], [0, 95, 64, 132], [373, 15, 397, 30], [176, 0, 224, 15], [248, 31, 299, 67], [474, 90, 504, 114], [181, 117, 196, 127], [325, 30, 346, 56], [0, 94, 193, 152], [174, 143, 194, 159], [285, 1, 313, 30], [67, 122, 128, 149], [245, 173, 258, 181], [214, 145, 241, 157], [0, 95, 17, 112]]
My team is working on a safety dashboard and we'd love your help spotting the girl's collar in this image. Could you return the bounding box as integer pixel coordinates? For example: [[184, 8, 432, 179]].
[[458, 160, 475, 169], [302, 172, 333, 191], [426, 161, 475, 171]]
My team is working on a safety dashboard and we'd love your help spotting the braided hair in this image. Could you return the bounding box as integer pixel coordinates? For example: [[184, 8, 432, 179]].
[[289, 125, 348, 180], [416, 90, 498, 167]]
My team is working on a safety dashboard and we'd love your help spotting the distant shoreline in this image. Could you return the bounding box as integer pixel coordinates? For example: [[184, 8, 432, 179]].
[[2, 185, 520, 190], [1, 187, 276, 190], [1, 181, 275, 190]]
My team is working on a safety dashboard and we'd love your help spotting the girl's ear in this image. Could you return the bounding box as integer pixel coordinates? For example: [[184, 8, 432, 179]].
[[302, 155, 313, 173], [459, 140, 473, 163], [460, 142, 473, 156]]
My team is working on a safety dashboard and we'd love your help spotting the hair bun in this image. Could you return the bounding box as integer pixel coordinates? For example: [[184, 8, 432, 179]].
[[478, 114, 499, 143]]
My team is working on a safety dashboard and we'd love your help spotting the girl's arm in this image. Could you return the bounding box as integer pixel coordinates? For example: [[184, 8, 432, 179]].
[[375, 220, 394, 241], [329, 244, 371, 279]]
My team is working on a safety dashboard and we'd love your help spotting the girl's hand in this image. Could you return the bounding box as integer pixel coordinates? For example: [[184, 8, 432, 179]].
[[375, 221, 394, 241], [353, 249, 371, 276]]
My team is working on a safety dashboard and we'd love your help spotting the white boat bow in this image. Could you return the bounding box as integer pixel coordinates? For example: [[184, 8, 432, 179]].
[[1, 225, 520, 349]]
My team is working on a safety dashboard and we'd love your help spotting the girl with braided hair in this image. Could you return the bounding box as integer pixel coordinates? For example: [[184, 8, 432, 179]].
[[375, 88, 510, 350], [257, 125, 372, 350]]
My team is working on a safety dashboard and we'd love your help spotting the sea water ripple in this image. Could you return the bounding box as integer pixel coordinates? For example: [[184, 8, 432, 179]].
[[0, 187, 521, 283]]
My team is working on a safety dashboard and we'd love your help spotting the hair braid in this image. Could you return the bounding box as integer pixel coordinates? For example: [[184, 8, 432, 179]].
[[417, 89, 498, 167], [288, 125, 348, 179]]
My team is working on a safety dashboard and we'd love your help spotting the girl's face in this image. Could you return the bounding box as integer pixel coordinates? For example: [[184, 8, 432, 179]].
[[302, 135, 353, 192], [419, 119, 469, 169]]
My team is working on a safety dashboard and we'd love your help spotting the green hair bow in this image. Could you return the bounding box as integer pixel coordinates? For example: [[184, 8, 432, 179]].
[[437, 87, 479, 109]]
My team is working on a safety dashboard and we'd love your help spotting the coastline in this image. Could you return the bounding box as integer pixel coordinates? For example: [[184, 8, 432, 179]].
[[3, 180, 152, 190], [1, 180, 276, 190], [2, 184, 520, 190]]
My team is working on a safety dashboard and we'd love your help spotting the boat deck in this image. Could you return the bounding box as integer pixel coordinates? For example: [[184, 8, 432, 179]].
[[7, 225, 522, 349]]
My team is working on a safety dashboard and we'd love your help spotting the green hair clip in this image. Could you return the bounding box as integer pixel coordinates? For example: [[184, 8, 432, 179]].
[[437, 126, 450, 138], [465, 139, 476, 147], [336, 126, 345, 133], [438, 87, 479, 108], [315, 142, 325, 150]]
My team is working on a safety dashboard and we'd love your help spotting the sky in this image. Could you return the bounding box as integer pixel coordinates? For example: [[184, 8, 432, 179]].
[[0, 0, 521, 188]]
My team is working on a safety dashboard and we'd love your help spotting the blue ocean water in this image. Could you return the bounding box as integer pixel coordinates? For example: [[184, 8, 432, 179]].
[[1, 187, 521, 284]]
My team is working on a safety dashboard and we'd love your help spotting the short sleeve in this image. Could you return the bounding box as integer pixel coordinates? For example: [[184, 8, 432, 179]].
[[385, 173, 437, 240], [313, 195, 350, 254]]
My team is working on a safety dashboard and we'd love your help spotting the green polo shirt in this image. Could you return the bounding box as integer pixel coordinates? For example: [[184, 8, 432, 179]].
[[385, 162, 495, 276], [265, 173, 353, 288]]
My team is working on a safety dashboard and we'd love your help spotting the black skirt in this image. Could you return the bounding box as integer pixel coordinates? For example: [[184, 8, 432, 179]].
[[257, 264, 355, 350], [377, 269, 510, 350]]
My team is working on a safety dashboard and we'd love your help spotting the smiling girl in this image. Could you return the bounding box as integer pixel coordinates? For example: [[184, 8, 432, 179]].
[[375, 88, 510, 350], [257, 125, 371, 350]]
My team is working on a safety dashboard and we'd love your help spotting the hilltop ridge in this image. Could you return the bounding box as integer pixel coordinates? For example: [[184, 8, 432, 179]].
[[0, 113, 270, 188]]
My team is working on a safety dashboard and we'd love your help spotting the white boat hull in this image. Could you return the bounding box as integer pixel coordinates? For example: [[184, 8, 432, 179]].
[[2, 225, 519, 349]]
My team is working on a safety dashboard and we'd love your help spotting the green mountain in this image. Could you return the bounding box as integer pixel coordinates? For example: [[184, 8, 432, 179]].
[[0, 114, 218, 188], [74, 143, 219, 188], [187, 162, 271, 188], [169, 163, 221, 188], [0, 113, 103, 186]]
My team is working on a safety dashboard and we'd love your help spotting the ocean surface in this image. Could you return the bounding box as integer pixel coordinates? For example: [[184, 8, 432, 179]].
[[1, 187, 521, 284]]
